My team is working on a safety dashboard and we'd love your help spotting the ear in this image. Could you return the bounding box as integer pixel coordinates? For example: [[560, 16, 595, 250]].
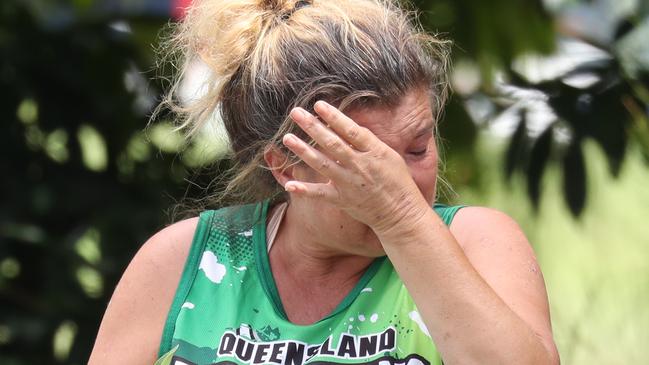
[[263, 146, 294, 188]]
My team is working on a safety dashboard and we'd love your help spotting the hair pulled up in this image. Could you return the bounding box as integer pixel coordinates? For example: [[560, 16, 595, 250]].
[[157, 0, 450, 207]]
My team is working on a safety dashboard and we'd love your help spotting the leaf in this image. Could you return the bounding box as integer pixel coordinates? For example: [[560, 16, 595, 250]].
[[154, 345, 179, 365], [562, 141, 587, 217], [526, 126, 553, 210], [547, 74, 630, 178], [505, 109, 528, 180], [614, 19, 635, 42], [585, 85, 630, 177]]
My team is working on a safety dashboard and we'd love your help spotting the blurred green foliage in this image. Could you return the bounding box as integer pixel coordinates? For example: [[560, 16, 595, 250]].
[[0, 1, 191, 363], [459, 135, 649, 364], [424, 0, 649, 216], [1, 0, 648, 364]]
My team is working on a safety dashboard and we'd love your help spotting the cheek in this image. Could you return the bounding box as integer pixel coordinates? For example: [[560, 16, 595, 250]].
[[409, 147, 438, 202], [412, 165, 437, 202]]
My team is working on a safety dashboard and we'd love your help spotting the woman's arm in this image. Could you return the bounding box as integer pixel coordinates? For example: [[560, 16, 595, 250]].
[[88, 217, 197, 364], [376, 205, 559, 365]]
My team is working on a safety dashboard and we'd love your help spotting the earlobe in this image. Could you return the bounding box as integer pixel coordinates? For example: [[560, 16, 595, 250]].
[[263, 146, 293, 188]]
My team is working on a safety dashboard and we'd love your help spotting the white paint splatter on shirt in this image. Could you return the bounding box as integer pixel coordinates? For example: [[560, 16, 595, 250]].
[[238, 230, 253, 237], [199, 251, 227, 284], [408, 311, 431, 338]]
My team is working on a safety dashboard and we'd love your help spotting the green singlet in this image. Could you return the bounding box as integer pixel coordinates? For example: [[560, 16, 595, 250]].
[[156, 200, 464, 365]]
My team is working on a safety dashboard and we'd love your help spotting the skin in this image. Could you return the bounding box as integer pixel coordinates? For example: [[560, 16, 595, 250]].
[[89, 88, 560, 364]]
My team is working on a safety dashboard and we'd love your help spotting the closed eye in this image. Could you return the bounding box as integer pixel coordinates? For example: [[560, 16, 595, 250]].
[[409, 148, 428, 156]]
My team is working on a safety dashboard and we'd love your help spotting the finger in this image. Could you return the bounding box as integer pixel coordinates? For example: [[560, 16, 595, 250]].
[[313, 100, 374, 152], [284, 180, 340, 201], [289, 107, 355, 163], [282, 133, 347, 181]]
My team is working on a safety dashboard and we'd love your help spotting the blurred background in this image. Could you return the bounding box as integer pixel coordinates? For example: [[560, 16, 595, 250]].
[[1, 0, 648, 363]]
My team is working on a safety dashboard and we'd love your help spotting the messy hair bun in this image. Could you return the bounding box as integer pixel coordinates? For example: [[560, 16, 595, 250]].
[[157, 0, 450, 206]]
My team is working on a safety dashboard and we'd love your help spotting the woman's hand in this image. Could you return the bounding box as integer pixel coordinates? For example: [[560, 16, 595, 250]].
[[282, 100, 432, 235]]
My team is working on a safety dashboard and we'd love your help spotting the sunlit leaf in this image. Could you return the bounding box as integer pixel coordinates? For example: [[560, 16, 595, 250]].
[[44, 129, 69, 163], [149, 122, 185, 153], [16, 98, 38, 124], [182, 133, 230, 168], [0, 325, 12, 345], [0, 223, 46, 244], [52, 321, 78, 362], [154, 345, 179, 365], [75, 266, 103, 298], [126, 132, 152, 162], [616, 17, 649, 78], [0, 257, 21, 279], [74, 228, 102, 265], [77, 124, 108, 172]]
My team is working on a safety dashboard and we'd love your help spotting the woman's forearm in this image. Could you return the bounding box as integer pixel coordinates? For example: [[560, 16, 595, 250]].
[[376, 206, 556, 365]]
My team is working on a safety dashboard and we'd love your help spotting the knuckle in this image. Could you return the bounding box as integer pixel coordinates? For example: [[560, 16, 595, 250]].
[[346, 126, 359, 139], [372, 148, 387, 160], [373, 145, 397, 161], [356, 165, 372, 180], [324, 138, 342, 151], [329, 112, 341, 124], [319, 159, 331, 170], [303, 120, 316, 132]]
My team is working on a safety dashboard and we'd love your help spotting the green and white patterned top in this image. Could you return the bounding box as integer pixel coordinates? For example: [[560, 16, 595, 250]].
[[156, 200, 464, 365]]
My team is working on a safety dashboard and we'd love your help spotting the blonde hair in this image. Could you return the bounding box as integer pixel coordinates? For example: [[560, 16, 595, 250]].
[[157, 0, 450, 208]]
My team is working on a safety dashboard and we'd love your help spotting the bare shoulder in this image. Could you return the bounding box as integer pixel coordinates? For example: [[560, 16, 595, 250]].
[[449, 207, 538, 269], [140, 216, 200, 269], [89, 217, 199, 364], [448, 207, 547, 292], [449, 206, 526, 244], [448, 206, 540, 298], [449, 206, 559, 362]]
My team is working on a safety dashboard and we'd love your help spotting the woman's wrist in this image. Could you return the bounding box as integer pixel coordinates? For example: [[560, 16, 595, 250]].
[[372, 196, 438, 246]]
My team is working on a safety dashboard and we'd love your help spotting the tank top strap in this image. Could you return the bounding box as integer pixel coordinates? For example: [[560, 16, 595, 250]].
[[433, 203, 467, 226]]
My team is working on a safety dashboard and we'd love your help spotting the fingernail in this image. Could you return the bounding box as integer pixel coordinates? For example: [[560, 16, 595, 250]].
[[285, 183, 296, 192], [315, 100, 328, 110], [291, 108, 306, 119], [283, 134, 296, 144]]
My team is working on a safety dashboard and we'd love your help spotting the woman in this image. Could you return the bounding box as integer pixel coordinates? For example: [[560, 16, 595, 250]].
[[90, 0, 560, 364]]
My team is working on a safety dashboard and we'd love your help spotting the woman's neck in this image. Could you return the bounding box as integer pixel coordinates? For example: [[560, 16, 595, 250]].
[[271, 202, 374, 278], [267, 202, 375, 324]]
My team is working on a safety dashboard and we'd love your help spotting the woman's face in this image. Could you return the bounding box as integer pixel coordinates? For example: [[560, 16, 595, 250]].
[[289, 87, 438, 256]]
